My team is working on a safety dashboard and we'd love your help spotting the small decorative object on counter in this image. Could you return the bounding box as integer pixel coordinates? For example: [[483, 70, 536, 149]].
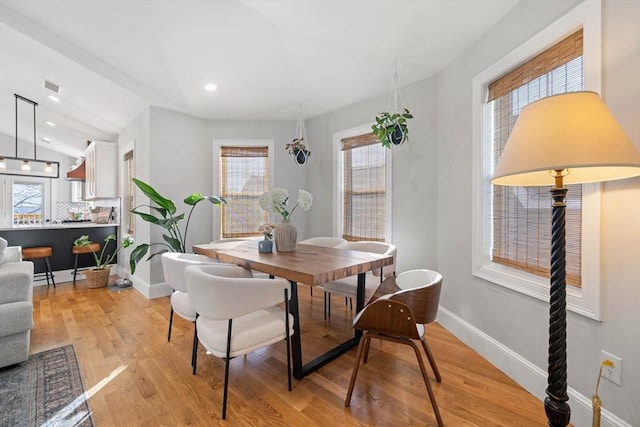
[[258, 188, 312, 252], [258, 223, 276, 253]]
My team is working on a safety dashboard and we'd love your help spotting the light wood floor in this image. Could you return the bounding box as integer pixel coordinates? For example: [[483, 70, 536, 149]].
[[30, 277, 548, 426]]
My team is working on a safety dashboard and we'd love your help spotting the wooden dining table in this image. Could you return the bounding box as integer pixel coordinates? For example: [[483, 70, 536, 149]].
[[193, 240, 393, 380]]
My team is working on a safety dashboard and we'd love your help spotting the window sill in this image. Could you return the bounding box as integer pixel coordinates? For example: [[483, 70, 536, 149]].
[[473, 263, 601, 321]]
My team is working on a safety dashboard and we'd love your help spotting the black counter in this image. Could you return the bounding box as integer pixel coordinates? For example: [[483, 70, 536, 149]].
[[0, 225, 119, 273]]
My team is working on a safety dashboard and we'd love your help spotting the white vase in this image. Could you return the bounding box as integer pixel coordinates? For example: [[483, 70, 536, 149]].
[[274, 220, 297, 252]]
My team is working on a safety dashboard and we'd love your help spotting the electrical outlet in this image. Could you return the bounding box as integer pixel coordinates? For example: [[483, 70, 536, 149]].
[[601, 350, 622, 386]]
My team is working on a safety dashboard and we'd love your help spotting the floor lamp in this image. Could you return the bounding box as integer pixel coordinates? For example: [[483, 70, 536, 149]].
[[491, 91, 640, 427]]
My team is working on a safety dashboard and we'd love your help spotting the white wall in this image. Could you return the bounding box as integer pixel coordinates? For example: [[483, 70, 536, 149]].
[[436, 0, 639, 425], [305, 76, 439, 273], [123, 106, 300, 295]]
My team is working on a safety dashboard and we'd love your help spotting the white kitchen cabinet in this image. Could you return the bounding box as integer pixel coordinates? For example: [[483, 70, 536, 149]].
[[84, 141, 117, 199]]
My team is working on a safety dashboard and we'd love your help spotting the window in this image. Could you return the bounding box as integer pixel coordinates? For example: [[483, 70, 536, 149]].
[[219, 145, 270, 238], [490, 30, 584, 287], [333, 125, 392, 243], [13, 180, 44, 225], [472, 1, 602, 319]]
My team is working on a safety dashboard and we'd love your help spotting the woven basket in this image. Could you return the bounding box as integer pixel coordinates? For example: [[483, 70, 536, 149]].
[[84, 266, 111, 289]]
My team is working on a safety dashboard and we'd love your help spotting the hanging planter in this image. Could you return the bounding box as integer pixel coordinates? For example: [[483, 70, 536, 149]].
[[372, 60, 414, 149], [285, 137, 310, 165], [372, 108, 414, 149], [286, 103, 310, 165]]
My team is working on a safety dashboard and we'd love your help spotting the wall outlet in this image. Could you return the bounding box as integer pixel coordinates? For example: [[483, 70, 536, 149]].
[[601, 350, 622, 386]]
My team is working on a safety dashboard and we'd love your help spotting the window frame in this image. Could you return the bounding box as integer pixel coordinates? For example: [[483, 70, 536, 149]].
[[471, 0, 603, 320], [3, 175, 52, 227], [333, 124, 393, 243], [212, 139, 274, 241]]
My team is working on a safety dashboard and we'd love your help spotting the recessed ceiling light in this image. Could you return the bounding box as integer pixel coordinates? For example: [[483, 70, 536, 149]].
[[45, 121, 56, 126], [41, 137, 51, 143], [48, 95, 60, 102], [204, 83, 217, 91]]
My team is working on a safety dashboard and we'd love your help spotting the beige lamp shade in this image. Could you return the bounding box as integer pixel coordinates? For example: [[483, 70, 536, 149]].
[[492, 91, 640, 186]]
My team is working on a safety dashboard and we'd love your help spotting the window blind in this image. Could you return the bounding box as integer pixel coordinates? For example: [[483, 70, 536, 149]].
[[220, 146, 269, 238], [341, 133, 386, 242], [488, 30, 583, 288]]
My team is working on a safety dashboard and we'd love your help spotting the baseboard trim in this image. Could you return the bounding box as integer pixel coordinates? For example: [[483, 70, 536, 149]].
[[437, 306, 631, 427], [132, 276, 172, 299]]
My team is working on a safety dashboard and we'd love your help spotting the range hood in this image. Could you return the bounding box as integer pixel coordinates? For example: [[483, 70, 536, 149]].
[[66, 158, 85, 181]]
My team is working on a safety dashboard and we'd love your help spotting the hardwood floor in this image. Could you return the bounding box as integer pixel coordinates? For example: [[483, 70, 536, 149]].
[[30, 278, 548, 426]]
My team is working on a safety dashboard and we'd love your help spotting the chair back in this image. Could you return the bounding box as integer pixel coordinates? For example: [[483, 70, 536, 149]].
[[185, 264, 289, 320], [390, 269, 442, 325], [342, 241, 396, 278], [353, 299, 420, 340], [299, 237, 347, 248], [161, 252, 216, 292]]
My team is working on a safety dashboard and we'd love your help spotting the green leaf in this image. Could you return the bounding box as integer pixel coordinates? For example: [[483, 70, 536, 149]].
[[183, 193, 205, 206], [131, 209, 163, 226], [129, 244, 149, 274], [162, 234, 182, 252], [206, 195, 226, 205], [132, 178, 177, 215]]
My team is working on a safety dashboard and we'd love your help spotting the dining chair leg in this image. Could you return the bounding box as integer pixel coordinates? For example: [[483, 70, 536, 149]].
[[410, 339, 443, 427], [362, 336, 372, 364], [420, 336, 442, 382], [191, 315, 199, 368], [222, 319, 233, 420], [345, 333, 370, 407], [167, 307, 174, 342], [192, 315, 199, 375], [284, 289, 292, 391]]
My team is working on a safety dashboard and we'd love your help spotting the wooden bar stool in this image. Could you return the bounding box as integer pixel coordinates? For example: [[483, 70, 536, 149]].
[[72, 242, 100, 285], [21, 246, 56, 288]]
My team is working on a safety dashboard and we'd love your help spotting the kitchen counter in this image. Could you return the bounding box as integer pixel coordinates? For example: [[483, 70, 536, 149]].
[[0, 224, 120, 274], [0, 222, 118, 231]]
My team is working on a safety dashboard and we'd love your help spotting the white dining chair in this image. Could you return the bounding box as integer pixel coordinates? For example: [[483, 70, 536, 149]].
[[185, 263, 294, 420], [299, 237, 348, 296], [161, 252, 217, 367], [321, 241, 396, 319]]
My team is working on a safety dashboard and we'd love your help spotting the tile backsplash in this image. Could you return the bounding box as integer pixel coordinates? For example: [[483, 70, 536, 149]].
[[56, 200, 120, 223]]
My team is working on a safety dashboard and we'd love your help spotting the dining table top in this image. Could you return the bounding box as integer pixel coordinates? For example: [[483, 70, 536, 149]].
[[192, 240, 394, 285]]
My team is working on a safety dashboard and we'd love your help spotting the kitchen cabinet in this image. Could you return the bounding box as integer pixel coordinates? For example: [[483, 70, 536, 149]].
[[85, 141, 117, 199]]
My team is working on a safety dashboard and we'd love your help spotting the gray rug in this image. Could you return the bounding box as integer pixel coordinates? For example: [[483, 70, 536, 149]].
[[0, 345, 93, 426]]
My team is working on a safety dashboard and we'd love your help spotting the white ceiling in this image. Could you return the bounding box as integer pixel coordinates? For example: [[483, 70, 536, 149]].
[[0, 0, 520, 158]]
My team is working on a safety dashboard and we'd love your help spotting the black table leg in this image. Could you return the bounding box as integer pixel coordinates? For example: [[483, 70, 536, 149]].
[[288, 280, 304, 379], [295, 272, 366, 378]]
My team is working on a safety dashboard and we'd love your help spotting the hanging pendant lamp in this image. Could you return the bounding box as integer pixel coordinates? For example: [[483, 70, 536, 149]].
[[0, 94, 60, 178]]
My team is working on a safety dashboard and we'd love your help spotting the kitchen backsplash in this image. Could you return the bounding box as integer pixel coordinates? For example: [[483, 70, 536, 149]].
[[56, 200, 120, 223]]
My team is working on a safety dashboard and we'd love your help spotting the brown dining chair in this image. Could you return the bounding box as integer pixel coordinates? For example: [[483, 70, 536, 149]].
[[345, 269, 443, 427]]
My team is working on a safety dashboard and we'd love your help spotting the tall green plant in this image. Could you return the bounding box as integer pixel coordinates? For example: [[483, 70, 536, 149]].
[[129, 178, 226, 273]]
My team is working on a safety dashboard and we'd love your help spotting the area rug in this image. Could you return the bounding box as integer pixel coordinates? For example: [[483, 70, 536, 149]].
[[0, 345, 93, 426]]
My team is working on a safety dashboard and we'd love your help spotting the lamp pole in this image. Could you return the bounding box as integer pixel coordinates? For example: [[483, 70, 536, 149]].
[[545, 170, 571, 427]]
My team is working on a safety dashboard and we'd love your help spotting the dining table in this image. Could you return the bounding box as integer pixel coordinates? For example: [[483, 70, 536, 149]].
[[193, 240, 394, 380]]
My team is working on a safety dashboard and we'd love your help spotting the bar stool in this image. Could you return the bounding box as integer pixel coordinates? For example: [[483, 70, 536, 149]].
[[72, 242, 100, 285], [21, 246, 56, 288]]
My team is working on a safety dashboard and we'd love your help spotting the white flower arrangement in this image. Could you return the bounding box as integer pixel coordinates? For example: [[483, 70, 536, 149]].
[[258, 187, 313, 221]]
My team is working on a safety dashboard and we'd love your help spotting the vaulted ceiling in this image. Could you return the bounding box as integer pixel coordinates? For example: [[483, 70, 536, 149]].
[[0, 0, 520, 158]]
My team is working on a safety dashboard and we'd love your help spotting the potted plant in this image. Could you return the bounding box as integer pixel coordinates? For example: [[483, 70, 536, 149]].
[[128, 178, 226, 273], [371, 108, 414, 148], [73, 234, 134, 288], [285, 137, 311, 165]]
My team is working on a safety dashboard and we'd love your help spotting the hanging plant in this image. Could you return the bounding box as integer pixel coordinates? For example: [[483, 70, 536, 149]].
[[372, 108, 414, 149], [372, 59, 414, 149], [285, 137, 310, 165], [286, 103, 310, 165]]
